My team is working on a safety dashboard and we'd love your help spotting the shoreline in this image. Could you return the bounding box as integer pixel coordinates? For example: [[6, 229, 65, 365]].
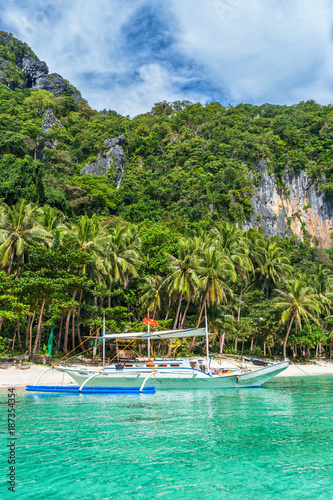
[[1, 361, 333, 388]]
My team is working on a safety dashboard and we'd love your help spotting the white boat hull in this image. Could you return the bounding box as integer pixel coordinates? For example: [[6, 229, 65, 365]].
[[55, 361, 289, 390]]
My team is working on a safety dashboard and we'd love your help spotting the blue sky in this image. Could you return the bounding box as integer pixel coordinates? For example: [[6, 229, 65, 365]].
[[1, 0, 333, 116]]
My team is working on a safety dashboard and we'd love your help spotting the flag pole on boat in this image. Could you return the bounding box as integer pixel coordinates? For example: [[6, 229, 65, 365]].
[[205, 304, 209, 371], [148, 311, 150, 358], [102, 312, 106, 368]]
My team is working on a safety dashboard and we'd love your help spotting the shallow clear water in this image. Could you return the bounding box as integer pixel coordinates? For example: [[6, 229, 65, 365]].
[[1, 376, 333, 499]]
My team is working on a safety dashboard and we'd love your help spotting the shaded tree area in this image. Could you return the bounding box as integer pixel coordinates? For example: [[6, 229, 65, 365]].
[[0, 200, 332, 361]]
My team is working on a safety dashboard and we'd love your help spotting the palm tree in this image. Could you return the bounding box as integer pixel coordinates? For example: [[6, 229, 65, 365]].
[[59, 214, 109, 353], [39, 204, 65, 231], [197, 248, 236, 322], [0, 199, 51, 335], [105, 226, 141, 307], [139, 275, 163, 319], [311, 264, 333, 356], [213, 223, 253, 348], [164, 239, 203, 330], [274, 279, 321, 358], [312, 264, 333, 315], [255, 240, 292, 298], [0, 199, 51, 275]]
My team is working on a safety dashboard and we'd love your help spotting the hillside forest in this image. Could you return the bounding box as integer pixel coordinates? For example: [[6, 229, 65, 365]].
[[1, 33, 333, 360]]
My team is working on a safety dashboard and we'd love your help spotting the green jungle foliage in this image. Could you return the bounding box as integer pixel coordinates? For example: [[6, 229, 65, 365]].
[[1, 45, 333, 359], [2, 82, 333, 228]]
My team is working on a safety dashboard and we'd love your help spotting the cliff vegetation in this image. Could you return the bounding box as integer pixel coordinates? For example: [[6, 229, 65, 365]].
[[0, 32, 333, 361]]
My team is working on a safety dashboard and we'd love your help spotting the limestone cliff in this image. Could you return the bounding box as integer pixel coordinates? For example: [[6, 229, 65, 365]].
[[0, 31, 84, 103], [80, 135, 125, 188], [243, 161, 333, 246]]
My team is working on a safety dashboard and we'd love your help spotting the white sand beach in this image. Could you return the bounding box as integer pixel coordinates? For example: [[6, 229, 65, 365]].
[[276, 362, 333, 377], [1, 360, 333, 388]]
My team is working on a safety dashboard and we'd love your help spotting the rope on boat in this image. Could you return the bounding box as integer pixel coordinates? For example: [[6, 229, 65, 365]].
[[290, 361, 333, 386], [51, 326, 102, 369], [99, 337, 139, 372]]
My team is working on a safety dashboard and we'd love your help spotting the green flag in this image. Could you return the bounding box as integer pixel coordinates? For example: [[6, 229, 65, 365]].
[[48, 327, 54, 356]]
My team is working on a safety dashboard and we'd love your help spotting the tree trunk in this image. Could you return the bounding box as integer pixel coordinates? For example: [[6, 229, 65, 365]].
[[72, 306, 75, 352], [57, 309, 64, 351], [237, 276, 244, 322], [264, 342, 266, 356], [15, 318, 22, 351], [167, 341, 173, 357], [235, 336, 238, 353], [7, 245, 15, 277], [12, 332, 16, 351], [173, 292, 183, 330], [25, 315, 32, 351], [188, 289, 209, 352], [165, 297, 171, 321], [63, 291, 77, 354], [108, 281, 112, 308], [180, 296, 191, 329], [32, 299, 46, 355], [283, 313, 295, 359], [76, 290, 85, 352], [28, 312, 36, 357]]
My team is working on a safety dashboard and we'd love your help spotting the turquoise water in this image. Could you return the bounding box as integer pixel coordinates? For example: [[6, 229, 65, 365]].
[[1, 377, 333, 499]]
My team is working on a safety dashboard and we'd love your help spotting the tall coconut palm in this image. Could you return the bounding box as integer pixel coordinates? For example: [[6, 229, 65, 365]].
[[59, 214, 109, 353], [186, 247, 236, 353], [0, 199, 51, 275], [105, 225, 141, 307], [197, 248, 236, 322], [60, 214, 109, 280], [39, 204, 65, 231], [139, 275, 163, 319], [255, 240, 292, 298], [311, 264, 333, 315], [213, 222, 253, 327], [164, 239, 203, 330], [274, 279, 321, 358]]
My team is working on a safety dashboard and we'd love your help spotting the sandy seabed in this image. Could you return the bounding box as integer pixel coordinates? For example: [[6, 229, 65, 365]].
[[1, 360, 333, 389]]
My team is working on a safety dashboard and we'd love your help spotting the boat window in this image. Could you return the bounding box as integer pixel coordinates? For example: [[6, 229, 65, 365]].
[[146, 364, 155, 367], [170, 364, 180, 367], [158, 364, 167, 367], [125, 364, 133, 367]]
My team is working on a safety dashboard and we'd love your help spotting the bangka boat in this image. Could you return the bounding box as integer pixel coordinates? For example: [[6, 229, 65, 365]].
[[32, 317, 289, 393]]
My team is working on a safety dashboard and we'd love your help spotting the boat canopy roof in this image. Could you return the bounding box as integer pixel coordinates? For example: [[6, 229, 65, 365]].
[[102, 327, 207, 341]]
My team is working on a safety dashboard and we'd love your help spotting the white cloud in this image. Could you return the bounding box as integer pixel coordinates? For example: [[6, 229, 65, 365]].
[[1, 0, 333, 113], [170, 0, 333, 105], [82, 63, 210, 116]]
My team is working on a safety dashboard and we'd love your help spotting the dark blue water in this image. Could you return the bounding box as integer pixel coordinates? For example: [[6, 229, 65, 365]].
[[1, 376, 333, 499]]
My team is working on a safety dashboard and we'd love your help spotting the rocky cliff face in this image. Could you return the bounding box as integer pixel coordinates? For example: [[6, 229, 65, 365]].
[[243, 161, 333, 246], [0, 32, 83, 103], [80, 135, 125, 188]]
